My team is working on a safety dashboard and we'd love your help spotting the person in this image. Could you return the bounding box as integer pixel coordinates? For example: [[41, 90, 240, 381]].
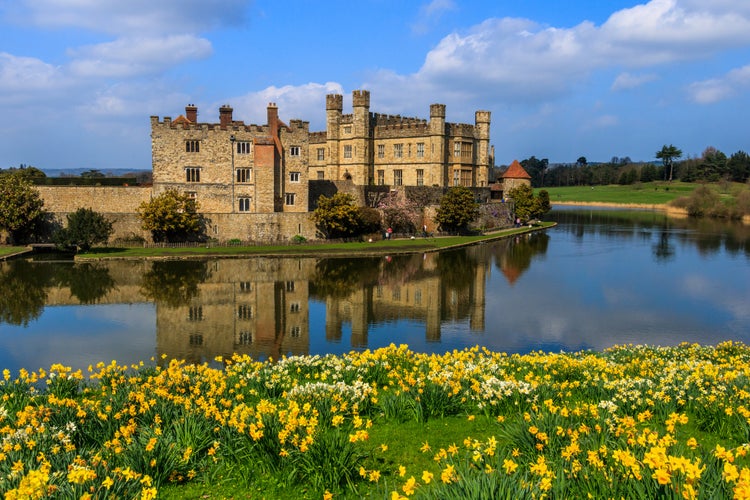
[[422, 224, 428, 237], [386, 227, 393, 239]]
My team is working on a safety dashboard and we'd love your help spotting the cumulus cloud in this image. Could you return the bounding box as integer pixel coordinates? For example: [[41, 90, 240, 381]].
[[67, 35, 213, 78], [227, 82, 345, 131], [377, 0, 750, 108], [687, 65, 750, 104]]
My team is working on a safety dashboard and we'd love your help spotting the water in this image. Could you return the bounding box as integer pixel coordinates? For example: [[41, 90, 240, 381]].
[[1, 206, 748, 374]]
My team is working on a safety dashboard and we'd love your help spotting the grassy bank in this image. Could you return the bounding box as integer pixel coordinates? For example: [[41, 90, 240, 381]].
[[0, 246, 28, 258], [2, 342, 750, 499], [75, 224, 553, 260], [540, 182, 697, 205]]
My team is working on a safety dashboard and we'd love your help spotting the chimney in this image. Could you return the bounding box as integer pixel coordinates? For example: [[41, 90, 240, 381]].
[[219, 104, 233, 129], [185, 104, 197, 122], [267, 102, 278, 137]]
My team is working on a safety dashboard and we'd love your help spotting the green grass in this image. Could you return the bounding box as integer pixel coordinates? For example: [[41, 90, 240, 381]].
[[0, 246, 28, 258], [540, 181, 697, 205], [75, 224, 554, 259]]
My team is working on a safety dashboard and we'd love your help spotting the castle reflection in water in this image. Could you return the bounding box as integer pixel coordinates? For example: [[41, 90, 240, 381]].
[[2, 234, 546, 366]]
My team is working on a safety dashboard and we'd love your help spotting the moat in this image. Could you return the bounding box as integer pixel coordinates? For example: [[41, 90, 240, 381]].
[[1, 206, 748, 374]]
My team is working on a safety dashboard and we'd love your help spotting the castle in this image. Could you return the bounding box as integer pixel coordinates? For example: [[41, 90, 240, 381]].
[[38, 90, 505, 242]]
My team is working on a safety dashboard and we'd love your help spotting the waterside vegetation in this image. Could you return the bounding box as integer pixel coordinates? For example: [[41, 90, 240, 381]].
[[2, 342, 750, 499]]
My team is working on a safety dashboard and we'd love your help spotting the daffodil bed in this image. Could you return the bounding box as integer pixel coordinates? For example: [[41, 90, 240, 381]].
[[3, 342, 750, 499]]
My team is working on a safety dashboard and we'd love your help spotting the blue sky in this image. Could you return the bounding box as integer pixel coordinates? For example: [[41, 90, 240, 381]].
[[2, 0, 750, 171]]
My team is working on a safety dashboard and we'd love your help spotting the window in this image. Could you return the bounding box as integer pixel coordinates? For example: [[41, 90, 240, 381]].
[[286, 281, 295, 292], [453, 169, 460, 186], [290, 326, 301, 338], [317, 170, 325, 180], [414, 289, 422, 305], [186, 140, 200, 153], [188, 306, 203, 321], [237, 304, 253, 320], [186, 191, 197, 200], [189, 334, 203, 346], [377, 170, 384, 185], [392, 287, 401, 300], [185, 167, 200, 183], [236, 141, 251, 154], [236, 168, 252, 183], [416, 169, 424, 186], [290, 302, 300, 313], [417, 142, 424, 158], [285, 193, 296, 206], [289, 146, 300, 156], [344, 126, 352, 134], [239, 282, 252, 293], [238, 197, 251, 212], [343, 145, 352, 159], [394, 169, 402, 186], [461, 142, 472, 158], [394, 143, 403, 158], [237, 331, 253, 345], [317, 148, 325, 161], [377, 144, 385, 158], [289, 171, 300, 182]]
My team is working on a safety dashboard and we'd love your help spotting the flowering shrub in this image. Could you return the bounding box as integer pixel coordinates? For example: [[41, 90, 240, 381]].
[[2, 342, 750, 498]]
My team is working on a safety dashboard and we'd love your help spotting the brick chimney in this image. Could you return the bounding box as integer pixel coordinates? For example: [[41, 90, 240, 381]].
[[185, 104, 197, 122], [267, 102, 278, 137], [219, 104, 233, 129]]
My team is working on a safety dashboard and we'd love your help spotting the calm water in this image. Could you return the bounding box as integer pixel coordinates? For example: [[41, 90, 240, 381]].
[[1, 206, 748, 374]]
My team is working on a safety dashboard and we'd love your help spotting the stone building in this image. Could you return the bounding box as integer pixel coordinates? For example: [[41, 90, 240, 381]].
[[309, 90, 492, 188], [35, 90, 496, 242]]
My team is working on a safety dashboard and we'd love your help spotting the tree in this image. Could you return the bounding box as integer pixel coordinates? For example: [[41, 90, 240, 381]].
[[54, 207, 113, 252], [434, 186, 479, 233], [507, 184, 551, 221], [80, 169, 105, 178], [137, 189, 203, 242], [310, 193, 363, 239], [699, 146, 728, 181], [656, 144, 683, 181], [378, 191, 420, 232], [576, 156, 587, 166], [0, 172, 46, 244], [727, 150, 750, 183]]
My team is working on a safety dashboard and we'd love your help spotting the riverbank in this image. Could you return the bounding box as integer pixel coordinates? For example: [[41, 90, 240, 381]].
[[71, 222, 554, 260]]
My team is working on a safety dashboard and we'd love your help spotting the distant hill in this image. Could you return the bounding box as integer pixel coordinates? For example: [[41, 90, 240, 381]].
[[42, 168, 151, 177]]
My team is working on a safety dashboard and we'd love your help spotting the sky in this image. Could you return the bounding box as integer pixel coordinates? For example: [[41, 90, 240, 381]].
[[2, 0, 750, 171]]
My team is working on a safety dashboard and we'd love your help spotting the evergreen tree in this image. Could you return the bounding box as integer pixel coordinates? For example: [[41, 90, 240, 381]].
[[137, 189, 203, 242], [54, 207, 114, 252], [435, 186, 479, 233]]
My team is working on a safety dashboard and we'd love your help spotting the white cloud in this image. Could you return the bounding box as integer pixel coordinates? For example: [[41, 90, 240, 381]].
[[688, 65, 750, 104], [611, 72, 658, 91], [67, 35, 213, 78], [0, 52, 66, 98], [227, 82, 345, 131]]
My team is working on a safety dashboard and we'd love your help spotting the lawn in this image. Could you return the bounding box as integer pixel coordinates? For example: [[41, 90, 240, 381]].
[[74, 224, 553, 260], [540, 181, 697, 205], [0, 246, 28, 258], [2, 342, 750, 499]]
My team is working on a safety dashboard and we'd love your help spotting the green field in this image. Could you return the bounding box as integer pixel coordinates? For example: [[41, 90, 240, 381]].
[[0, 246, 28, 258], [74, 224, 552, 259], [540, 181, 697, 205]]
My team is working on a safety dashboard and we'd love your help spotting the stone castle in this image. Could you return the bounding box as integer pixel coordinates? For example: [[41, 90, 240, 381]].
[[38, 90, 508, 242]]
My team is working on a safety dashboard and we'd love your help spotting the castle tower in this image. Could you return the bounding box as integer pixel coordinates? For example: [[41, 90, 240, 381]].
[[475, 110, 491, 187], [429, 104, 448, 187], [325, 94, 343, 179], [351, 90, 372, 185]]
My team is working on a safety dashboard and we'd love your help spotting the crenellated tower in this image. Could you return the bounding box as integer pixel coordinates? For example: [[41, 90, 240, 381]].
[[351, 90, 372, 185], [429, 104, 448, 187], [475, 110, 491, 186], [325, 94, 343, 179]]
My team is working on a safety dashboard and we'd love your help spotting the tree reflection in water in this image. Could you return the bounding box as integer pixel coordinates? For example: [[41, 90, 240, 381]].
[[140, 260, 212, 308], [56, 262, 116, 304], [0, 260, 52, 326]]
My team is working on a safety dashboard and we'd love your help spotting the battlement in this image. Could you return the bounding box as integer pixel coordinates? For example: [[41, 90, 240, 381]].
[[374, 113, 428, 128], [326, 93, 343, 111], [352, 89, 370, 108], [288, 119, 310, 131], [475, 110, 491, 124], [430, 103, 446, 119], [309, 131, 326, 143]]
